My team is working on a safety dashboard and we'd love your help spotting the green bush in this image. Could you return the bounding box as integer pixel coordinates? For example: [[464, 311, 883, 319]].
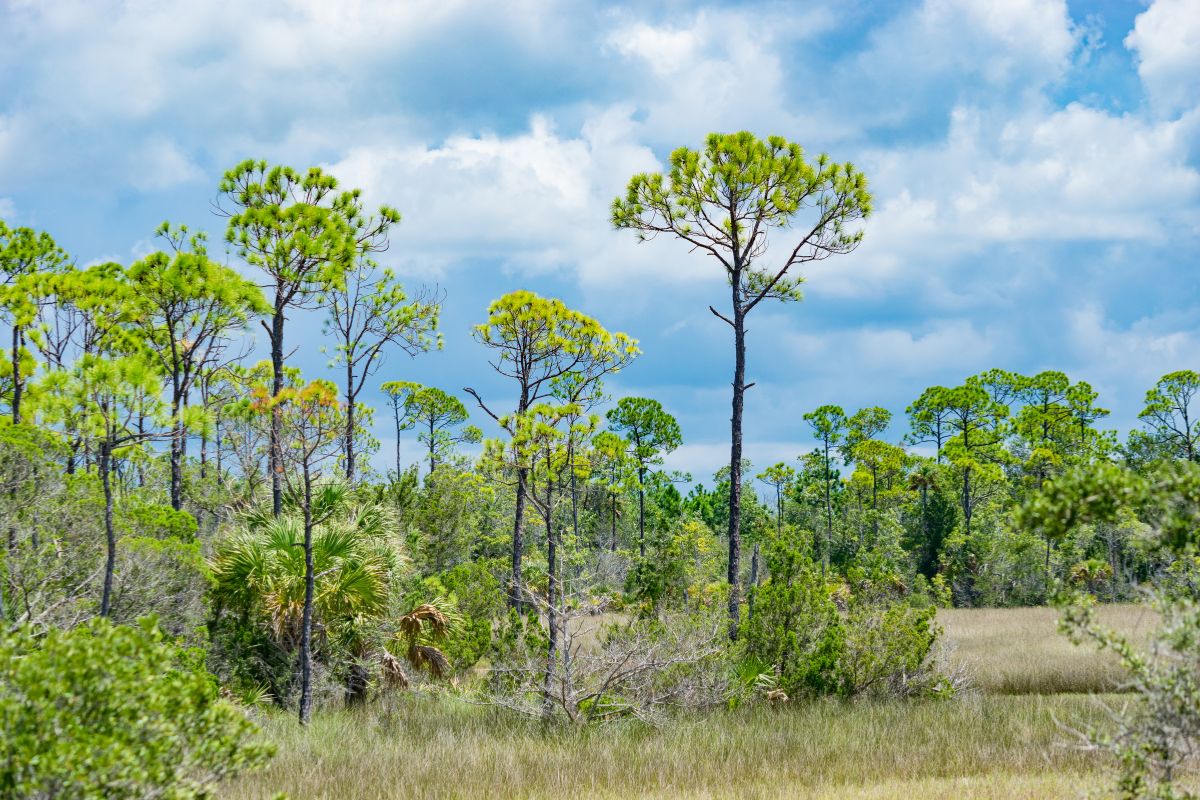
[[746, 540, 948, 700], [0, 617, 273, 799], [745, 542, 844, 696], [416, 561, 506, 671]]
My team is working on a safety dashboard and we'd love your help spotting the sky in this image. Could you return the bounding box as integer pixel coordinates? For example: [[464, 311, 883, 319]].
[[1, 0, 1198, 483]]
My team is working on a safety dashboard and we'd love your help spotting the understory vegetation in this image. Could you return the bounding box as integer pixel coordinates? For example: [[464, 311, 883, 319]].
[[3, 133, 1200, 798]]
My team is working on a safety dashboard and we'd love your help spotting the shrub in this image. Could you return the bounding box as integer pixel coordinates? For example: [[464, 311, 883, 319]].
[[745, 542, 845, 696], [0, 617, 273, 799], [746, 539, 949, 700]]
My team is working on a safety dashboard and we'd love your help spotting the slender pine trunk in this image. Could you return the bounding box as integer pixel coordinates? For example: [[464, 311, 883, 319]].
[[344, 363, 356, 483], [610, 492, 617, 552], [298, 467, 315, 725], [542, 479, 557, 720], [511, 467, 528, 610], [270, 301, 285, 518], [727, 303, 746, 640], [170, 380, 184, 511], [822, 441, 832, 575], [638, 465, 646, 559], [100, 441, 116, 617], [10, 325, 21, 424]]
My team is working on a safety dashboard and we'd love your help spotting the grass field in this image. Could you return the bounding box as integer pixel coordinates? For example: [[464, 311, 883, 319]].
[[222, 605, 1154, 799], [939, 603, 1156, 694]]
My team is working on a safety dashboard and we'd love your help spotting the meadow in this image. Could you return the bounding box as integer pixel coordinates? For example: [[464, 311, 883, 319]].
[[223, 605, 1159, 799]]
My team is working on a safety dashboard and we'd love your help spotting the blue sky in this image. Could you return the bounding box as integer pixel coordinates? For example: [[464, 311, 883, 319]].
[[1, 0, 1198, 481]]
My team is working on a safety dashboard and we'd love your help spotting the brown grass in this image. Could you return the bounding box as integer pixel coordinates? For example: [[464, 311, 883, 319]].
[[221, 604, 1159, 798], [224, 694, 1112, 799], [939, 604, 1157, 695]]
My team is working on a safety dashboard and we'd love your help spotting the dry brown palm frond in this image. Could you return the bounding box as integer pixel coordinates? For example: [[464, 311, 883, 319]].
[[380, 651, 410, 689], [407, 644, 451, 678], [398, 604, 450, 639]]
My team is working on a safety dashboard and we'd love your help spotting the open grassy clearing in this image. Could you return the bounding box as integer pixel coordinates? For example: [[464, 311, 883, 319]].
[[224, 694, 1111, 800], [939, 604, 1156, 695], [222, 605, 1165, 799]]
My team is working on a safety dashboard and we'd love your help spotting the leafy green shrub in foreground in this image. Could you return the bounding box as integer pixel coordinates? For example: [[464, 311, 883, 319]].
[[0, 617, 273, 799], [746, 539, 948, 699]]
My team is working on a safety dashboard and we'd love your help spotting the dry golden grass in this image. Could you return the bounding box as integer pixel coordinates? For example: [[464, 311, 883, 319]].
[[222, 604, 1157, 798], [939, 604, 1156, 694], [224, 694, 1111, 799]]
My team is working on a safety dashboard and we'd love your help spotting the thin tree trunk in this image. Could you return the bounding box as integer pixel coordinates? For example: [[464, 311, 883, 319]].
[[100, 442, 116, 617], [638, 466, 646, 558], [727, 307, 746, 640], [392, 400, 402, 480], [270, 303, 285, 518], [170, 381, 184, 511], [344, 363, 356, 483], [610, 492, 617, 552], [10, 325, 21, 424], [298, 467, 315, 725], [428, 415, 436, 475], [542, 480, 557, 720], [511, 466, 528, 610], [822, 441, 832, 576]]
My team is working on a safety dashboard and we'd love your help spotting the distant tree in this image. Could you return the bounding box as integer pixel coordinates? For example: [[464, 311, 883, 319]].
[[591, 429, 632, 552], [1138, 371, 1200, 463], [40, 356, 171, 616], [605, 397, 682, 557], [219, 160, 397, 516], [251, 379, 346, 724], [466, 291, 637, 608], [324, 258, 440, 482], [906, 387, 952, 463], [937, 380, 1010, 535], [125, 223, 267, 510], [614, 132, 871, 637], [803, 404, 846, 573], [755, 462, 796, 593], [0, 223, 69, 424], [842, 406, 892, 463], [381, 382, 481, 476]]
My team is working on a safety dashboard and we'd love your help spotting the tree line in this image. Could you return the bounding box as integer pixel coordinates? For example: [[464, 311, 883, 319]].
[[1, 133, 1198, 795]]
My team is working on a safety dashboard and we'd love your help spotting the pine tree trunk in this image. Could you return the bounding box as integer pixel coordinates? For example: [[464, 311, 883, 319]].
[[100, 441, 116, 617], [511, 466, 528, 610], [270, 302, 285, 518], [638, 466, 646, 559], [298, 467, 316, 725], [10, 325, 21, 424], [344, 363, 356, 483], [727, 306, 746, 640], [542, 481, 557, 720], [170, 381, 184, 511]]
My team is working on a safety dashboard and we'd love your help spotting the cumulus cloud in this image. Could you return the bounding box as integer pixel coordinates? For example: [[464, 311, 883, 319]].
[[1125, 0, 1200, 116], [809, 103, 1200, 299], [325, 108, 726, 289]]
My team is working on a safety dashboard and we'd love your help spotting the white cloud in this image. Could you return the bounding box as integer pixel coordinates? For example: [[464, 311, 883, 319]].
[[1064, 302, 1200, 428], [325, 108, 727, 288], [0, 198, 15, 221], [129, 139, 203, 191], [810, 103, 1200, 299], [1125, 0, 1200, 116], [851, 0, 1079, 108], [604, 7, 846, 145]]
